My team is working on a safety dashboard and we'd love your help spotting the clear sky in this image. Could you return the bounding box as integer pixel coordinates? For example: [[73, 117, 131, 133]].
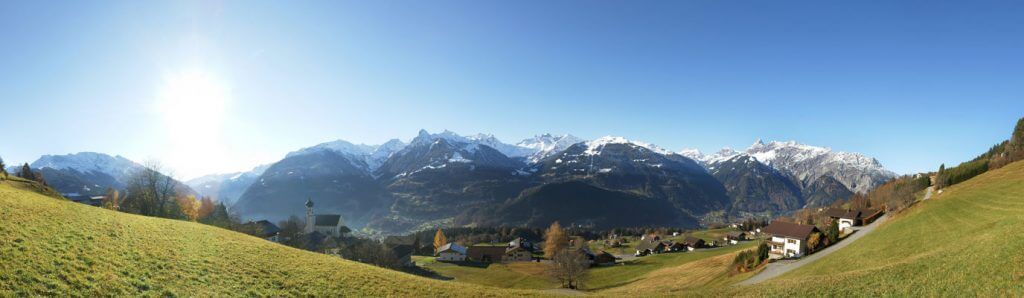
[[2, 0, 1023, 179]]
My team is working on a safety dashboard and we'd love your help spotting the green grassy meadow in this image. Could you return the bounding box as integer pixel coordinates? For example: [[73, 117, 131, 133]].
[[0, 178, 545, 297], [728, 160, 1024, 296]]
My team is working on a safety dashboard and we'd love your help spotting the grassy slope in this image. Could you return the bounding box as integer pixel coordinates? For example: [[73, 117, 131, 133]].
[[727, 160, 1024, 296], [0, 179, 545, 297]]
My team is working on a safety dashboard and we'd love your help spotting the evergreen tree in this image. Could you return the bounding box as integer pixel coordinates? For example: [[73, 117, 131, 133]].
[[935, 164, 947, 189], [826, 220, 840, 244], [757, 242, 769, 263], [18, 163, 35, 181], [0, 156, 7, 179]]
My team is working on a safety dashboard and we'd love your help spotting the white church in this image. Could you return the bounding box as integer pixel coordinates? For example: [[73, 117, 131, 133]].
[[304, 198, 346, 237]]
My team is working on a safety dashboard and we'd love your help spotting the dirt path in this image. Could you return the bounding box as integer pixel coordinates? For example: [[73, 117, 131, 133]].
[[922, 186, 934, 201], [737, 213, 889, 286]]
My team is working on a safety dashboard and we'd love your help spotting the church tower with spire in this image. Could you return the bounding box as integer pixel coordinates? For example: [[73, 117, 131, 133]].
[[304, 198, 314, 234]]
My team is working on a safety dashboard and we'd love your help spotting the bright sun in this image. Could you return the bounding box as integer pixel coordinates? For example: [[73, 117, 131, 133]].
[[157, 69, 232, 178]]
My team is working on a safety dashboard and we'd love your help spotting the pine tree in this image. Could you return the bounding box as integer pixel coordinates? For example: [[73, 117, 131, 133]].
[[756, 242, 769, 263], [433, 228, 447, 253], [0, 156, 7, 179], [826, 220, 840, 244], [544, 221, 569, 259], [18, 163, 35, 181], [935, 164, 946, 189]]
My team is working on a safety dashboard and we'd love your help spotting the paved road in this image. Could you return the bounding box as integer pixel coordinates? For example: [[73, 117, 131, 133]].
[[738, 213, 889, 286]]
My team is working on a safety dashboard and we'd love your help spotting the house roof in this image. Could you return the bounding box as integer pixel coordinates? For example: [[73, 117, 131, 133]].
[[682, 236, 705, 246], [508, 237, 533, 251], [249, 220, 281, 237], [314, 214, 342, 227], [437, 242, 467, 255], [636, 239, 666, 251], [763, 221, 820, 239]]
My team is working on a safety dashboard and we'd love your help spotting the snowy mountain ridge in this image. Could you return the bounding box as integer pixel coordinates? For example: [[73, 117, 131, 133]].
[[30, 152, 144, 179], [682, 139, 896, 193]]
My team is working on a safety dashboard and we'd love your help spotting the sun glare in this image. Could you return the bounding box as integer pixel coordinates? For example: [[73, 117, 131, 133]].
[[157, 69, 232, 178]]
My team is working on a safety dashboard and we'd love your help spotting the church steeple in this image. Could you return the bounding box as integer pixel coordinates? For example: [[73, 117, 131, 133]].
[[304, 198, 315, 234]]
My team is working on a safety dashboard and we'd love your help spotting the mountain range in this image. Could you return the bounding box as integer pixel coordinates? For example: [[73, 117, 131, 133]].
[[24, 130, 896, 235]]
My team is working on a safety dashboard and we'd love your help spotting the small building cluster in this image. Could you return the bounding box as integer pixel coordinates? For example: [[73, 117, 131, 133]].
[[635, 235, 707, 256], [441, 237, 537, 263], [764, 207, 884, 260], [824, 208, 883, 233]]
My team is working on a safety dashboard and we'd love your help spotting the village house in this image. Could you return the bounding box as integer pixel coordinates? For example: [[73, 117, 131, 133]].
[[245, 220, 282, 243], [825, 208, 884, 233], [724, 231, 749, 245], [467, 246, 506, 263], [303, 199, 347, 238], [763, 221, 821, 259], [681, 236, 706, 251], [67, 195, 105, 207], [436, 243, 467, 262], [504, 237, 534, 262], [574, 245, 616, 266], [635, 238, 668, 256]]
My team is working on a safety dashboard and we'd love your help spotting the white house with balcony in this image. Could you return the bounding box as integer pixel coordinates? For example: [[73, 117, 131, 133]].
[[763, 221, 820, 259]]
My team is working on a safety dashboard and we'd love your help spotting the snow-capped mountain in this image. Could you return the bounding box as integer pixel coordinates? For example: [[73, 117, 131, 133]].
[[515, 133, 584, 163], [285, 139, 407, 173], [745, 140, 895, 194], [682, 147, 742, 166], [377, 130, 525, 178], [31, 152, 143, 180], [27, 152, 194, 197], [186, 164, 270, 205], [683, 139, 896, 194]]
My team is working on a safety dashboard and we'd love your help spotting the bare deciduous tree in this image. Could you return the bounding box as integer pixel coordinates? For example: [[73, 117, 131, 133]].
[[123, 161, 182, 218], [548, 248, 589, 289]]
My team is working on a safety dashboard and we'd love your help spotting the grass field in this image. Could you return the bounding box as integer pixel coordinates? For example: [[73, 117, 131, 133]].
[[726, 160, 1024, 296], [0, 178, 546, 297], [416, 241, 757, 292], [414, 256, 558, 289], [587, 242, 756, 291]]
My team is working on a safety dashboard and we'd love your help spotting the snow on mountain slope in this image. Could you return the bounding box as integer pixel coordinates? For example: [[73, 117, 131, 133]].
[[683, 140, 896, 194], [516, 133, 584, 163], [30, 152, 143, 179], [285, 139, 407, 172], [746, 140, 895, 193], [583, 136, 674, 156]]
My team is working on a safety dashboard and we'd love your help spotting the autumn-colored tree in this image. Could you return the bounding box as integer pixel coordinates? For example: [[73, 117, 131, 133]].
[[806, 232, 822, 253], [433, 228, 447, 253], [177, 195, 201, 221], [197, 196, 216, 219], [102, 187, 120, 210], [544, 221, 569, 259]]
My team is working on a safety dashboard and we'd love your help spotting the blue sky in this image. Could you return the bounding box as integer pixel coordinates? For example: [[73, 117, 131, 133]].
[[1, 0, 1022, 179]]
